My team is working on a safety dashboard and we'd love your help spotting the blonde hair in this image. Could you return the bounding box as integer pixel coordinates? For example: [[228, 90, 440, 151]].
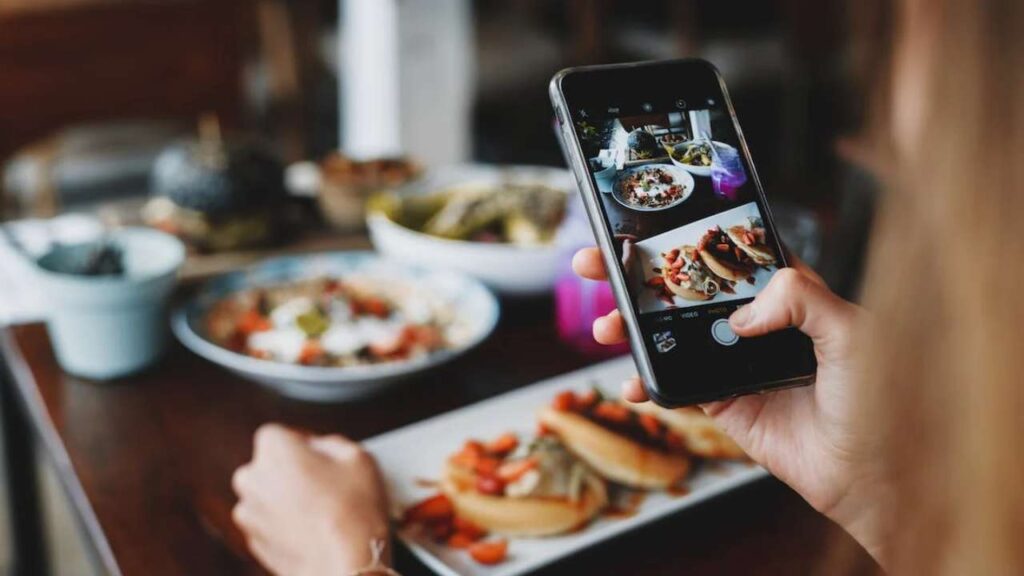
[[857, 0, 1024, 573]]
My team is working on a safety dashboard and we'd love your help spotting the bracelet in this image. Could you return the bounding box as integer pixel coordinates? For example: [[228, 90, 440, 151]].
[[349, 538, 401, 576]]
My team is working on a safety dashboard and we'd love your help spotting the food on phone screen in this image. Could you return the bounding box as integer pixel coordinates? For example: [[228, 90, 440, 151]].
[[726, 217, 777, 266], [204, 276, 452, 366], [539, 390, 691, 489], [440, 434, 608, 537], [670, 142, 713, 167], [615, 166, 691, 210], [626, 129, 660, 160], [647, 244, 721, 302], [697, 225, 756, 282]]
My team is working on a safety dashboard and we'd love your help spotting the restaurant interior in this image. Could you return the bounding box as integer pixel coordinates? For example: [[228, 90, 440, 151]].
[[0, 1, 882, 575]]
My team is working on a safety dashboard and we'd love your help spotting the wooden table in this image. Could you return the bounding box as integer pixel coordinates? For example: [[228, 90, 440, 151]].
[[0, 298, 876, 576]]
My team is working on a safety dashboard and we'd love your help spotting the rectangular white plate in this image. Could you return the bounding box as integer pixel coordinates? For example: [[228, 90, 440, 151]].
[[364, 356, 767, 576]]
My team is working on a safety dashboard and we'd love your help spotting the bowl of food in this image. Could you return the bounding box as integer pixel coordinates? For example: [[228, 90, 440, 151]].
[[366, 165, 574, 296], [611, 164, 694, 211], [171, 251, 499, 402], [668, 140, 735, 177]]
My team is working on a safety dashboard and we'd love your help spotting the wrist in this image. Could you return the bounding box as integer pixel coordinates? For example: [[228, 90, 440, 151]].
[[821, 473, 894, 568], [325, 518, 391, 575]]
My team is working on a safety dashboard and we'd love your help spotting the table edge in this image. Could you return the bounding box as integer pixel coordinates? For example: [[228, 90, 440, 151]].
[[1, 323, 124, 576]]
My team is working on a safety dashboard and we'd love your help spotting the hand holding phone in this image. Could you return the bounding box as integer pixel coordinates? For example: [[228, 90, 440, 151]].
[[550, 59, 817, 406]]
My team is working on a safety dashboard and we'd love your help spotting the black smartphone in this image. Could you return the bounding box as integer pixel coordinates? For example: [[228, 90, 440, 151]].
[[550, 59, 816, 406]]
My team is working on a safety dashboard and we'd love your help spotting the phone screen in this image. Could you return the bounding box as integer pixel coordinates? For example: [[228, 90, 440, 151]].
[[555, 61, 815, 404]]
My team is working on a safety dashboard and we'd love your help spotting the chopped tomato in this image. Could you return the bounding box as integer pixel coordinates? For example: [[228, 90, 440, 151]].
[[473, 456, 501, 476], [237, 309, 271, 335], [468, 539, 508, 565], [638, 414, 662, 438], [475, 474, 505, 495], [361, 297, 390, 318], [552, 390, 576, 411], [298, 341, 324, 365], [665, 431, 685, 452], [485, 433, 519, 457], [402, 494, 453, 524], [412, 325, 443, 349], [536, 422, 553, 436], [593, 401, 631, 423], [449, 440, 486, 469], [497, 457, 538, 482], [453, 517, 487, 540], [429, 520, 454, 542], [446, 531, 476, 549]]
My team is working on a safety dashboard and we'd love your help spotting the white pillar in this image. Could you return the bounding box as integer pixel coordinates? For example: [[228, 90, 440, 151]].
[[340, 0, 473, 164]]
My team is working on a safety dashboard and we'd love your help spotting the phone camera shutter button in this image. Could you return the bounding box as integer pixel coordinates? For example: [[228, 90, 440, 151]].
[[711, 319, 739, 346]]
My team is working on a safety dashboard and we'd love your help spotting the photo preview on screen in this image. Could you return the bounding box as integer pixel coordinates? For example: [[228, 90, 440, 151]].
[[575, 101, 781, 355]]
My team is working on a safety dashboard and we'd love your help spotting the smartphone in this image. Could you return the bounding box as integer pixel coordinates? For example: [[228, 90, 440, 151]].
[[550, 59, 816, 406]]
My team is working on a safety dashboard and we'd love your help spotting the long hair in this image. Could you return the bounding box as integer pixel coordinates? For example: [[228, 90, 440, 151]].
[[856, 0, 1024, 573]]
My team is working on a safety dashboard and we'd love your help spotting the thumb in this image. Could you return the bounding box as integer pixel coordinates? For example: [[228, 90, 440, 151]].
[[728, 268, 856, 345]]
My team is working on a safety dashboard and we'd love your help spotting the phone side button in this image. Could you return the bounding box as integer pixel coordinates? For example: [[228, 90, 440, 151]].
[[710, 318, 739, 346]]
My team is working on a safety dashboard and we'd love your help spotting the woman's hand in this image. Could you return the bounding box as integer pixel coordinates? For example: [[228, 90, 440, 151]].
[[232, 424, 390, 576], [573, 247, 890, 563]]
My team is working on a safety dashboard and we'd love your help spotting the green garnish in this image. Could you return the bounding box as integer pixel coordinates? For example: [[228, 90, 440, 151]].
[[296, 309, 330, 338]]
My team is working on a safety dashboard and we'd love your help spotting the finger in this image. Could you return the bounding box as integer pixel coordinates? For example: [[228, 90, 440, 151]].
[[620, 376, 649, 403], [231, 464, 253, 497], [572, 247, 608, 281], [698, 398, 737, 418], [728, 268, 856, 345], [246, 534, 288, 576], [253, 423, 306, 457], [231, 502, 265, 538], [592, 310, 627, 345], [309, 435, 370, 464]]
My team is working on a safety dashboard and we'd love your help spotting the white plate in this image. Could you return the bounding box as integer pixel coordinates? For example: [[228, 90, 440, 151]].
[[633, 202, 777, 314], [172, 251, 499, 402], [610, 164, 695, 212], [365, 356, 767, 576]]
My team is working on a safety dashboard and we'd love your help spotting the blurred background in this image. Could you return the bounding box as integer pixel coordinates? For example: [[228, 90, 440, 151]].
[[0, 0, 878, 573]]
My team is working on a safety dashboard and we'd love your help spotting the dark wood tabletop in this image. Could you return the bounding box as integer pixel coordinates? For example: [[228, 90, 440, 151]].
[[0, 297, 876, 576]]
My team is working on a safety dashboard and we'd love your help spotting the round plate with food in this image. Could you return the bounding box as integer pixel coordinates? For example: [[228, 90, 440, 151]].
[[172, 252, 499, 402], [611, 164, 695, 212]]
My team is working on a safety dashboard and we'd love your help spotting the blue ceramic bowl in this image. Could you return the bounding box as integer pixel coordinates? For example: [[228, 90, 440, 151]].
[[172, 251, 500, 402]]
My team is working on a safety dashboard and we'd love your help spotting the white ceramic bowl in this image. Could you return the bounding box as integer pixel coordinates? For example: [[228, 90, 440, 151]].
[[35, 227, 185, 380], [172, 251, 499, 402], [367, 164, 575, 296], [668, 140, 736, 177]]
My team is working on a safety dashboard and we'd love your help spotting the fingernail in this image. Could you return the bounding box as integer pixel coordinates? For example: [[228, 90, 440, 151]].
[[730, 305, 753, 328], [620, 380, 633, 396]]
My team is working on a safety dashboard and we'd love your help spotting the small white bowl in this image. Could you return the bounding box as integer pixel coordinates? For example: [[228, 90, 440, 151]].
[[367, 164, 575, 296], [34, 227, 185, 380], [668, 140, 735, 177]]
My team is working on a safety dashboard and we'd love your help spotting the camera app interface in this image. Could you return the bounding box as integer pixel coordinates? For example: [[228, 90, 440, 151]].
[[573, 97, 792, 389]]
